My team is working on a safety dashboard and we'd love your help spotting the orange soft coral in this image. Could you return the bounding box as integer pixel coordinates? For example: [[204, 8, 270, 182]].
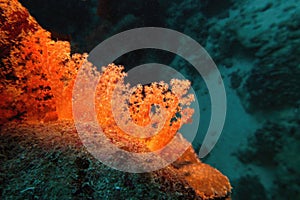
[[0, 0, 85, 122], [2, 28, 85, 121], [153, 146, 232, 199], [94, 64, 194, 152], [0, 1, 231, 198], [0, 0, 38, 58]]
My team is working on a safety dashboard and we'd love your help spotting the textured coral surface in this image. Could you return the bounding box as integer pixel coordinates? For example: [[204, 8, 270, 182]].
[[0, 0, 85, 123]]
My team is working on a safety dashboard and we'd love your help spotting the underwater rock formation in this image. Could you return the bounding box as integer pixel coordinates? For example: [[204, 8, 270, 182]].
[[232, 175, 268, 200], [243, 65, 300, 111], [228, 0, 300, 68], [0, 121, 232, 199], [226, 0, 300, 112], [234, 117, 300, 199], [166, 0, 207, 43], [97, 0, 164, 26], [236, 122, 286, 166], [0, 0, 231, 199]]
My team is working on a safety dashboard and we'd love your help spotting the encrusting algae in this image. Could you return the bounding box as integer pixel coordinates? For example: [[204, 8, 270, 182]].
[[0, 0, 232, 199]]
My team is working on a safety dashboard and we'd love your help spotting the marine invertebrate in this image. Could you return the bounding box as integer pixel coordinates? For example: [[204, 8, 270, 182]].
[[3, 28, 85, 121], [93, 63, 194, 152], [0, 0, 38, 59], [153, 146, 232, 200], [0, 0, 85, 123], [0, 1, 232, 199]]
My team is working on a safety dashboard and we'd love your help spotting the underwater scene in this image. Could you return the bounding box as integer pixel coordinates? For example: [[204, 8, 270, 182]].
[[0, 0, 299, 199]]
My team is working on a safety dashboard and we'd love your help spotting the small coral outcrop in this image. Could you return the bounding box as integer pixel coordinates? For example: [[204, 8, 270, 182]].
[[153, 146, 232, 200]]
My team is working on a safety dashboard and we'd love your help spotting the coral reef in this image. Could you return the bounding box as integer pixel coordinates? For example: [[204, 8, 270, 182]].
[[225, 3, 300, 194], [0, 121, 232, 199], [228, 0, 300, 68], [234, 117, 300, 199], [242, 65, 300, 112], [166, 0, 208, 44], [0, 0, 37, 59], [92, 63, 194, 152], [224, 0, 300, 112], [0, 0, 86, 123], [235, 121, 285, 166], [0, 121, 165, 199], [0, 0, 231, 199], [274, 130, 300, 199], [162, 1, 300, 198], [97, 0, 164, 26], [154, 146, 231, 200], [232, 175, 268, 200]]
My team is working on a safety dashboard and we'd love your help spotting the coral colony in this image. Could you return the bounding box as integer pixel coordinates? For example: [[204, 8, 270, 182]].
[[0, 0, 231, 199]]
